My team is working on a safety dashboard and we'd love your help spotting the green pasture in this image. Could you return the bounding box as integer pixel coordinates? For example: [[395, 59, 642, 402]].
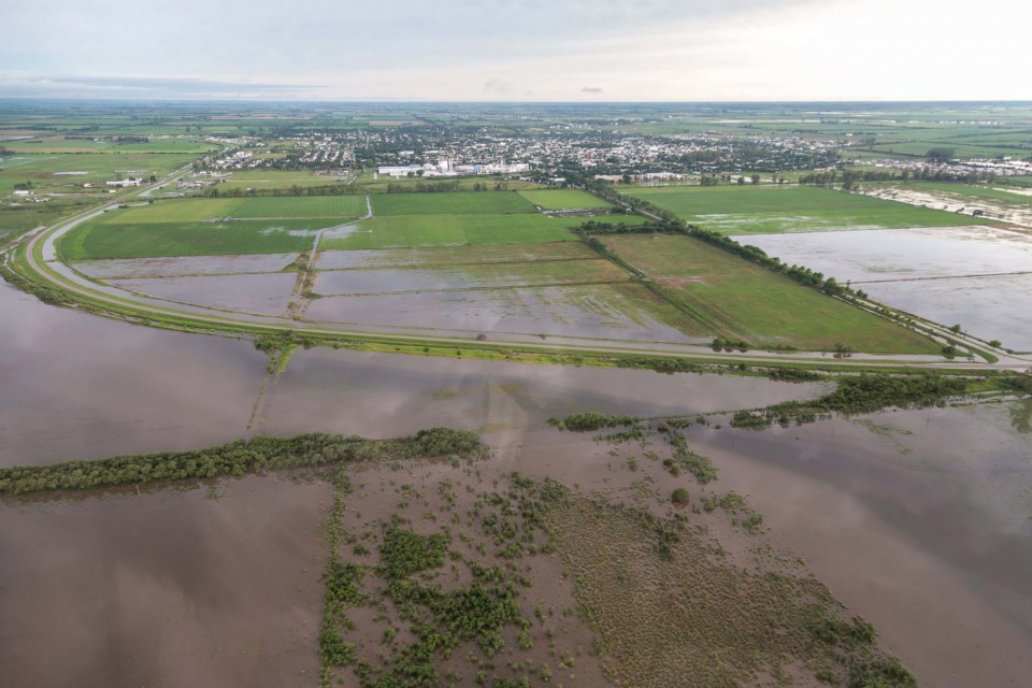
[[321, 213, 581, 250], [602, 234, 939, 354], [622, 184, 991, 234], [60, 218, 325, 260], [369, 191, 537, 216], [518, 189, 613, 210]]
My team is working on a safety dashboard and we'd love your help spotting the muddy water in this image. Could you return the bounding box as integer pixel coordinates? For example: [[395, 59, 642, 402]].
[[863, 273, 1032, 351], [0, 284, 266, 466], [683, 404, 1032, 688], [73, 253, 299, 279], [304, 283, 697, 342], [0, 475, 330, 687], [108, 272, 298, 316], [254, 347, 830, 437], [737, 226, 1032, 283]]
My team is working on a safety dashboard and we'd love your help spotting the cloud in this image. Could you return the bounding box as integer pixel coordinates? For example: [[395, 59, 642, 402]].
[[581, 86, 604, 94]]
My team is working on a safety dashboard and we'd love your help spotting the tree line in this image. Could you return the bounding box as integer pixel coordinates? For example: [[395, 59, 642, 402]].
[[0, 429, 487, 497]]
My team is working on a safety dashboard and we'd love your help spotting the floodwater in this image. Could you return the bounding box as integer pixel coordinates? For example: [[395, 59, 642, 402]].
[[305, 283, 697, 342], [0, 284, 266, 467], [73, 253, 298, 279], [0, 475, 329, 687], [684, 404, 1032, 688], [863, 273, 1032, 351], [108, 272, 298, 316], [2, 280, 1031, 686], [737, 226, 1032, 349], [736, 226, 1032, 283], [254, 346, 831, 437]]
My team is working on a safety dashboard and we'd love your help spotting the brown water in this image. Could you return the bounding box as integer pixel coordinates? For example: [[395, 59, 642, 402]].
[[685, 405, 1032, 688], [254, 346, 830, 437], [0, 475, 330, 687], [107, 272, 298, 316], [2, 283, 1031, 687], [0, 284, 267, 466], [304, 282, 698, 342]]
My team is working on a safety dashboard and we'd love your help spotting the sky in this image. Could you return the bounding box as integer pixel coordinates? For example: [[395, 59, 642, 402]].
[[2, 0, 1031, 101]]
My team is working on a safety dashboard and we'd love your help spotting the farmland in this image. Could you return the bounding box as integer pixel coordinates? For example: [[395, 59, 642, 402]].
[[320, 213, 587, 249], [601, 233, 940, 353], [369, 190, 537, 216], [623, 184, 993, 234], [519, 188, 614, 210]]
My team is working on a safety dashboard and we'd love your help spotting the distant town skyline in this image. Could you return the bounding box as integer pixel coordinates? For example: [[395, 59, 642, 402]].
[[3, 0, 1030, 101]]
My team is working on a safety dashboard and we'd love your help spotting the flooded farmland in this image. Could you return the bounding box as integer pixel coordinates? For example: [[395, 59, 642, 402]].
[[2, 283, 1031, 687], [107, 272, 299, 316], [738, 226, 1032, 349], [304, 283, 701, 341]]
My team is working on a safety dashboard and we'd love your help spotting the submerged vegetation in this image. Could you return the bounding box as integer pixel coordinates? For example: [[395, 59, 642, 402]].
[[0, 429, 487, 497]]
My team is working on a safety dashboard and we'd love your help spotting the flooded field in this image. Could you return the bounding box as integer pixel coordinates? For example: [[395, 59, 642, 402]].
[[2, 278, 1030, 687], [0, 284, 266, 466], [738, 226, 1032, 349], [316, 243, 595, 270], [108, 272, 298, 315], [738, 226, 1032, 283], [312, 259, 625, 296], [0, 475, 330, 687], [687, 403, 1032, 688], [863, 273, 1032, 350], [304, 282, 703, 341], [73, 253, 298, 279]]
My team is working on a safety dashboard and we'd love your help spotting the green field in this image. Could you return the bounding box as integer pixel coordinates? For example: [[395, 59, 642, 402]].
[[602, 234, 939, 354], [370, 191, 537, 216], [0, 152, 196, 195], [622, 184, 992, 234], [518, 189, 613, 210], [321, 213, 581, 250], [94, 195, 368, 224], [60, 219, 323, 260]]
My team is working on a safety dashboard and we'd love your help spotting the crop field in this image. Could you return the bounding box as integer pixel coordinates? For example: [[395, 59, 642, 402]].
[[98, 196, 367, 223], [316, 242, 597, 269], [518, 189, 614, 210], [602, 234, 939, 353], [369, 191, 537, 216], [59, 219, 322, 260], [622, 184, 991, 234], [868, 180, 1032, 206], [313, 259, 627, 296], [305, 281, 703, 341], [320, 214, 582, 249]]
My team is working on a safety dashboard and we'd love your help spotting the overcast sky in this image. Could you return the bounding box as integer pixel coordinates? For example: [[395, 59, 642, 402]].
[[2, 0, 1030, 101]]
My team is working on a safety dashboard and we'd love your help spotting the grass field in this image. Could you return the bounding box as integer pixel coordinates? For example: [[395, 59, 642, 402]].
[[0, 152, 196, 195], [369, 191, 537, 216], [60, 219, 324, 260], [94, 196, 367, 224], [320, 213, 582, 249], [602, 234, 939, 353], [622, 184, 991, 234], [519, 189, 613, 210]]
